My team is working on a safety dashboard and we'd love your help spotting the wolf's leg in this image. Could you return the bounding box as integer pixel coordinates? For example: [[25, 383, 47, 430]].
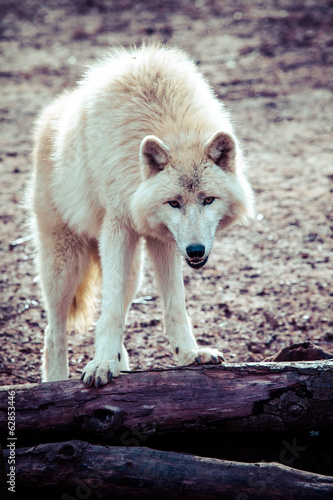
[[81, 221, 139, 387], [124, 238, 143, 317], [37, 225, 91, 382], [119, 239, 143, 371], [146, 237, 224, 367]]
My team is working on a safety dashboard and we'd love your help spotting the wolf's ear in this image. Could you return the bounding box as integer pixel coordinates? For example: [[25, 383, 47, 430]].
[[204, 131, 236, 173], [140, 135, 170, 178]]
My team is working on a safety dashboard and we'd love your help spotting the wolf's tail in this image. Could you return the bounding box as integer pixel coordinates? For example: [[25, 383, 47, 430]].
[[67, 243, 101, 331]]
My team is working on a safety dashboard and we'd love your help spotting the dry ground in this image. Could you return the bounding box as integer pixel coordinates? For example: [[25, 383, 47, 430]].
[[0, 0, 332, 386]]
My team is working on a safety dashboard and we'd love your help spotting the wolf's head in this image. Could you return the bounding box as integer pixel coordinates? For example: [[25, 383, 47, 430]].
[[131, 131, 254, 269]]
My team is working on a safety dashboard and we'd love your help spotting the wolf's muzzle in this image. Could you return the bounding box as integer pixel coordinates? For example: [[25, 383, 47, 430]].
[[185, 244, 208, 268]]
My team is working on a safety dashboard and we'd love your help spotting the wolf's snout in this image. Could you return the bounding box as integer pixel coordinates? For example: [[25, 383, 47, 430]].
[[185, 244, 208, 269], [186, 244, 205, 259]]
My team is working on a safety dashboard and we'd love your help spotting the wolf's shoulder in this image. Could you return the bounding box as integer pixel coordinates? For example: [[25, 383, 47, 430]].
[[84, 42, 195, 77], [80, 42, 205, 97]]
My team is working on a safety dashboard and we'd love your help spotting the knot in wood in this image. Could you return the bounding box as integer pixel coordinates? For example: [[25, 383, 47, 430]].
[[280, 393, 308, 423], [81, 405, 125, 438], [52, 441, 84, 461]]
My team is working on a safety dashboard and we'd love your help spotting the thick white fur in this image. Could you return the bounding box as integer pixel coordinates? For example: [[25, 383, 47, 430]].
[[31, 42, 254, 387]]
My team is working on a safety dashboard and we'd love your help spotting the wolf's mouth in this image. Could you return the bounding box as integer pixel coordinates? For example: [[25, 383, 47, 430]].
[[185, 256, 208, 269]]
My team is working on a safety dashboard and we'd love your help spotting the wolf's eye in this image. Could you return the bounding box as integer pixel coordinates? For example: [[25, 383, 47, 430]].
[[169, 200, 181, 209], [203, 197, 215, 206]]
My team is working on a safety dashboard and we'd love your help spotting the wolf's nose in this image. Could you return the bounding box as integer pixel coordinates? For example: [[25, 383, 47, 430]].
[[186, 244, 205, 259]]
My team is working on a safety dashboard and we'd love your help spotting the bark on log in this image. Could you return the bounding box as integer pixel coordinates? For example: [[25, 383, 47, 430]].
[[4, 440, 333, 500], [0, 362, 332, 446]]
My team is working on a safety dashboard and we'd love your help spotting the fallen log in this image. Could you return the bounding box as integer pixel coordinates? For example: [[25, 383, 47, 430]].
[[4, 440, 333, 500], [0, 361, 332, 446]]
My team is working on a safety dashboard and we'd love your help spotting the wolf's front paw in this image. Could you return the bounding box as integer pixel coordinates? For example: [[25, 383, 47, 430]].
[[179, 347, 224, 367], [81, 358, 121, 388]]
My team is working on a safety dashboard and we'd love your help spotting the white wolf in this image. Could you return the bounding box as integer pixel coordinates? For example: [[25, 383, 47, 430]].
[[31, 42, 253, 387]]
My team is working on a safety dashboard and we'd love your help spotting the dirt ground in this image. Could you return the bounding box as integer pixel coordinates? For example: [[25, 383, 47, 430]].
[[0, 0, 332, 387]]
